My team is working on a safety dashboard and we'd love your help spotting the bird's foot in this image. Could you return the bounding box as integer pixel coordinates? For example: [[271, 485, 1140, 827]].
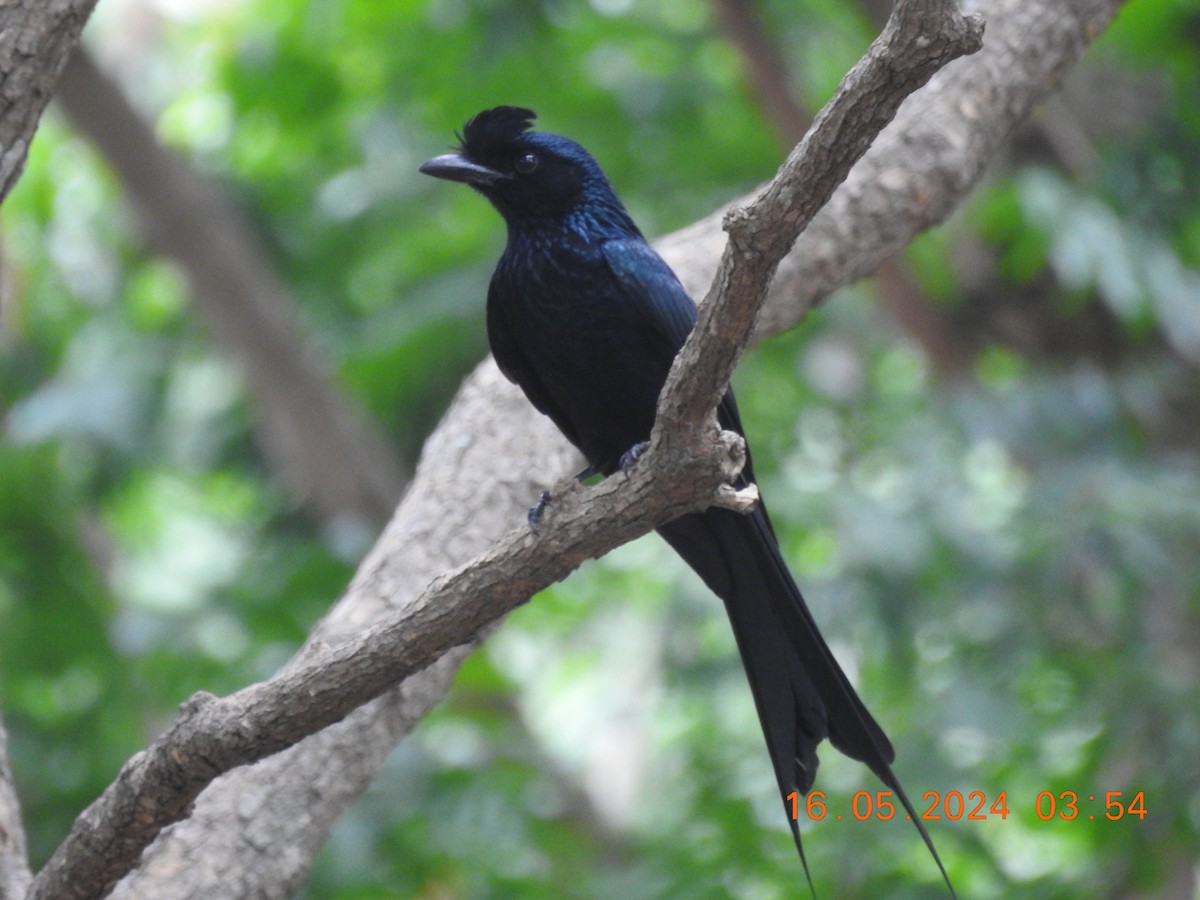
[[527, 490, 552, 534], [619, 441, 649, 472], [528, 466, 599, 534]]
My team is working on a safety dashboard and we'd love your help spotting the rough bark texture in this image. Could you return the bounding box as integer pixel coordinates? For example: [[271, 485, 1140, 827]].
[[14, 0, 1127, 896], [0, 0, 98, 201], [38, 364, 751, 900], [659, 0, 1125, 341], [0, 723, 31, 900], [664, 0, 983, 439], [107, 367, 568, 900]]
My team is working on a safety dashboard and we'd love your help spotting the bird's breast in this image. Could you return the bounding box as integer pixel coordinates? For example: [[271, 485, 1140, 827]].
[[490, 239, 675, 471]]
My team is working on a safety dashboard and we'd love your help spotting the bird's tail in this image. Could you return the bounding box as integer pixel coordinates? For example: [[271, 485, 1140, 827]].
[[657, 504, 954, 896]]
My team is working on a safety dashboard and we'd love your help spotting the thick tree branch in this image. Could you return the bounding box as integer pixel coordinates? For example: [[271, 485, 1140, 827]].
[[107, 366, 571, 900], [717, 0, 977, 379], [29, 4, 974, 897], [0, 0, 98, 204], [37, 381, 748, 900], [0, 718, 31, 900], [658, 0, 982, 443], [44, 0, 1126, 896], [658, 0, 1127, 340], [54, 50, 408, 531]]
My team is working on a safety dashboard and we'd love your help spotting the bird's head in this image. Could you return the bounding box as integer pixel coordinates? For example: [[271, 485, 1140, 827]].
[[420, 106, 633, 232]]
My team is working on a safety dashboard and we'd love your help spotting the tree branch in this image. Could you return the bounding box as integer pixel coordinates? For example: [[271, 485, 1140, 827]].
[[658, 0, 1127, 341], [27, 4, 978, 898], [717, 0, 979, 379], [108, 365, 573, 900], [0, 717, 31, 900], [658, 0, 982, 442], [0, 0, 98, 204], [40, 0, 1127, 896], [36, 379, 748, 900]]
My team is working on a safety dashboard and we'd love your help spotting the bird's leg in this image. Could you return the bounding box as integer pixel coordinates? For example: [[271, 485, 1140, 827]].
[[619, 441, 649, 472], [527, 490, 553, 534], [527, 463, 601, 533]]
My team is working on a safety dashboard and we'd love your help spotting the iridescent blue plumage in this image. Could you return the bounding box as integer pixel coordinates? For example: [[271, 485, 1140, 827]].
[[420, 107, 955, 896]]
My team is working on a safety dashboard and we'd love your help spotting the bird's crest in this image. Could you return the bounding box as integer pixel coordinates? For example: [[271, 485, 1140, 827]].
[[459, 106, 537, 160]]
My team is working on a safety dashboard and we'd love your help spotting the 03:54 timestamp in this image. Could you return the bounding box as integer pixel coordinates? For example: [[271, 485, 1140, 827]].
[[1034, 790, 1147, 821], [786, 789, 1147, 822]]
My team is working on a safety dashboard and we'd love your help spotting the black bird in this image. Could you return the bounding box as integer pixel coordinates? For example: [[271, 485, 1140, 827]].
[[421, 106, 952, 894]]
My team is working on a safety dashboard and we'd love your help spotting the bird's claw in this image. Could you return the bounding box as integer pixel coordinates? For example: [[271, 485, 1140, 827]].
[[619, 441, 649, 472], [527, 490, 552, 534]]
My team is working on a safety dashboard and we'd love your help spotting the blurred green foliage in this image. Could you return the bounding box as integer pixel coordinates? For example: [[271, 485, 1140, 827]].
[[3, 0, 1199, 897]]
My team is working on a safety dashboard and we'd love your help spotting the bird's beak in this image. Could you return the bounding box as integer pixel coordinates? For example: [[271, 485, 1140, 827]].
[[419, 153, 510, 186]]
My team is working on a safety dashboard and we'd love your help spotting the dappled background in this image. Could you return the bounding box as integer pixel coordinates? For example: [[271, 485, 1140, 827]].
[[1, 0, 1198, 896]]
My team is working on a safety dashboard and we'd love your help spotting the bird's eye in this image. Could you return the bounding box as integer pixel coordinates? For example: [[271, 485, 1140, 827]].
[[514, 153, 539, 174]]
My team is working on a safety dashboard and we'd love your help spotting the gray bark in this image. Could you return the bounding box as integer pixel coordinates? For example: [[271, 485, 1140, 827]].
[[0, 0, 98, 201], [0, 722, 31, 900]]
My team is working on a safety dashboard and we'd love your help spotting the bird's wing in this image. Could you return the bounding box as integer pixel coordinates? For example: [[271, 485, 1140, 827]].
[[600, 237, 755, 475], [600, 237, 697, 347]]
